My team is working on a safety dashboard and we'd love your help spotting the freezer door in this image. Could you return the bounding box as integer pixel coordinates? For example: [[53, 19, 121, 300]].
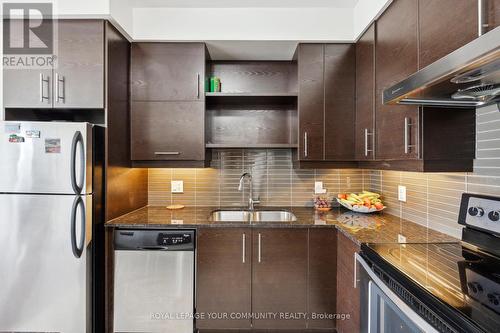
[[0, 121, 93, 194], [0, 194, 92, 333]]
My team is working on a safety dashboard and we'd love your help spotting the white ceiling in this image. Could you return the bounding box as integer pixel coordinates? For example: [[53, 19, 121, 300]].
[[129, 0, 360, 8], [106, 0, 388, 60]]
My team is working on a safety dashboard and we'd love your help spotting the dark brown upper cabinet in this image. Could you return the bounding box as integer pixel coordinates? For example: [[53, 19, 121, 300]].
[[298, 44, 325, 161], [3, 20, 104, 109], [324, 44, 356, 161], [130, 43, 207, 167], [196, 228, 252, 330], [131, 43, 205, 102], [419, 0, 478, 68], [357, 0, 476, 172], [487, 0, 500, 31], [375, 0, 420, 161], [355, 23, 376, 161], [130, 101, 205, 164], [297, 43, 356, 167]]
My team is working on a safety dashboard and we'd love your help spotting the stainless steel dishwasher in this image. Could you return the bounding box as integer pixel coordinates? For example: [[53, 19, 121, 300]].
[[113, 229, 195, 333]]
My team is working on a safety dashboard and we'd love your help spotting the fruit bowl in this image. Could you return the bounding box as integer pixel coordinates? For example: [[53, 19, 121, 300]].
[[337, 191, 386, 214]]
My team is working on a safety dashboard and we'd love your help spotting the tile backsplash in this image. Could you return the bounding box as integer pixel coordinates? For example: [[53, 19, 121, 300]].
[[148, 149, 363, 207], [149, 104, 500, 239]]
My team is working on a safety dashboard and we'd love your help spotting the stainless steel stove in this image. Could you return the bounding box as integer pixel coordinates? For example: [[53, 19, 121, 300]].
[[357, 193, 500, 333]]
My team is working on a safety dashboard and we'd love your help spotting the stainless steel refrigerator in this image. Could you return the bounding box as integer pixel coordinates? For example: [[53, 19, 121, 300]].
[[0, 121, 104, 333]]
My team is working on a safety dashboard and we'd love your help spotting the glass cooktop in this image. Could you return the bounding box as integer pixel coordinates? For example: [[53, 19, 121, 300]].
[[363, 242, 500, 333]]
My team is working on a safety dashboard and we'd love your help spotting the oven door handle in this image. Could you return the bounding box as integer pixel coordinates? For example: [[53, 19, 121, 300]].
[[355, 253, 439, 333]]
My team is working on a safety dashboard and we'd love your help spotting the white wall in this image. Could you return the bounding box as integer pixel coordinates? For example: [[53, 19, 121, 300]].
[[132, 7, 354, 41], [54, 0, 109, 17]]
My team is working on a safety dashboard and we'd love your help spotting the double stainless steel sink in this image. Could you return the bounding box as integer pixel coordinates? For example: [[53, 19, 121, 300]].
[[210, 209, 297, 223]]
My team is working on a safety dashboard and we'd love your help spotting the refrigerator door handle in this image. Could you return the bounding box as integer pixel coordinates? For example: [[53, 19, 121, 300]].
[[71, 196, 86, 258], [71, 131, 85, 194]]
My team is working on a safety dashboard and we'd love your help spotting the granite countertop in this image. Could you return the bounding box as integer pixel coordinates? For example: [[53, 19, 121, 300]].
[[106, 206, 458, 245]]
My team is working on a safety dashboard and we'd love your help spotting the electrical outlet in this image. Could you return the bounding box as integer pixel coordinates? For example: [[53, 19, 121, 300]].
[[398, 234, 407, 243], [314, 181, 326, 194], [398, 185, 407, 202], [171, 180, 184, 193]]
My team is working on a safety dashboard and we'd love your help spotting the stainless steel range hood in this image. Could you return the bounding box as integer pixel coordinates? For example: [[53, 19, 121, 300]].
[[383, 26, 500, 108]]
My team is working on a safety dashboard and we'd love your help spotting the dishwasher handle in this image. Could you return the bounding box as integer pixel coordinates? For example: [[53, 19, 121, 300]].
[[138, 246, 171, 251]]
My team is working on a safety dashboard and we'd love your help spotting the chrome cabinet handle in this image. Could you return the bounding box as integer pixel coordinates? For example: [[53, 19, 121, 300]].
[[364, 128, 374, 157], [197, 73, 200, 99], [478, 0, 487, 36], [404, 117, 416, 154], [55, 73, 65, 103], [39, 73, 50, 102], [353, 252, 358, 288], [304, 132, 308, 158], [242, 233, 246, 264], [154, 152, 180, 155], [258, 233, 262, 263]]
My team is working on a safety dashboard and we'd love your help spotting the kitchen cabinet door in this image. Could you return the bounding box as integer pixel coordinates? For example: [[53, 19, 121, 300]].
[[355, 24, 376, 161], [196, 228, 252, 330], [324, 44, 356, 161], [131, 101, 205, 161], [252, 229, 308, 329], [487, 0, 500, 32], [336, 231, 361, 333], [298, 44, 325, 161], [3, 19, 53, 108], [54, 20, 104, 108], [419, 0, 478, 68], [376, 0, 420, 160], [308, 228, 337, 329], [131, 43, 205, 102]]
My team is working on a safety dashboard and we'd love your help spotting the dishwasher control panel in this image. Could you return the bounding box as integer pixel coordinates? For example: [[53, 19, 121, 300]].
[[157, 233, 192, 246], [115, 229, 195, 251]]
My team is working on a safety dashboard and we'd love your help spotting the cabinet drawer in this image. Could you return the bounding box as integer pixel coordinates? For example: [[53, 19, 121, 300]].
[[131, 101, 205, 161]]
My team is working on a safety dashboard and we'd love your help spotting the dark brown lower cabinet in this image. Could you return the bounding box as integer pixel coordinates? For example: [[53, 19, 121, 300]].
[[196, 228, 252, 330], [336, 231, 361, 333], [252, 229, 308, 329], [196, 228, 337, 331], [308, 229, 337, 329]]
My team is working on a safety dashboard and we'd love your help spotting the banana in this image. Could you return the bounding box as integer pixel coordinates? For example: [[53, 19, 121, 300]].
[[362, 191, 381, 197]]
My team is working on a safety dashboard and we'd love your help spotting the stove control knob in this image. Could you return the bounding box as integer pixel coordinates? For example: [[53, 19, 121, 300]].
[[468, 207, 484, 217], [467, 282, 483, 294], [488, 293, 500, 306], [488, 210, 500, 222]]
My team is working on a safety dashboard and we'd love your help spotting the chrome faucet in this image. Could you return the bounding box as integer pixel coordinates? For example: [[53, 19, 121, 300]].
[[238, 172, 260, 210]]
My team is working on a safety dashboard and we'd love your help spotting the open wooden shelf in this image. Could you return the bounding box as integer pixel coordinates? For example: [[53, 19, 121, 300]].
[[205, 61, 298, 150], [206, 143, 298, 149]]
